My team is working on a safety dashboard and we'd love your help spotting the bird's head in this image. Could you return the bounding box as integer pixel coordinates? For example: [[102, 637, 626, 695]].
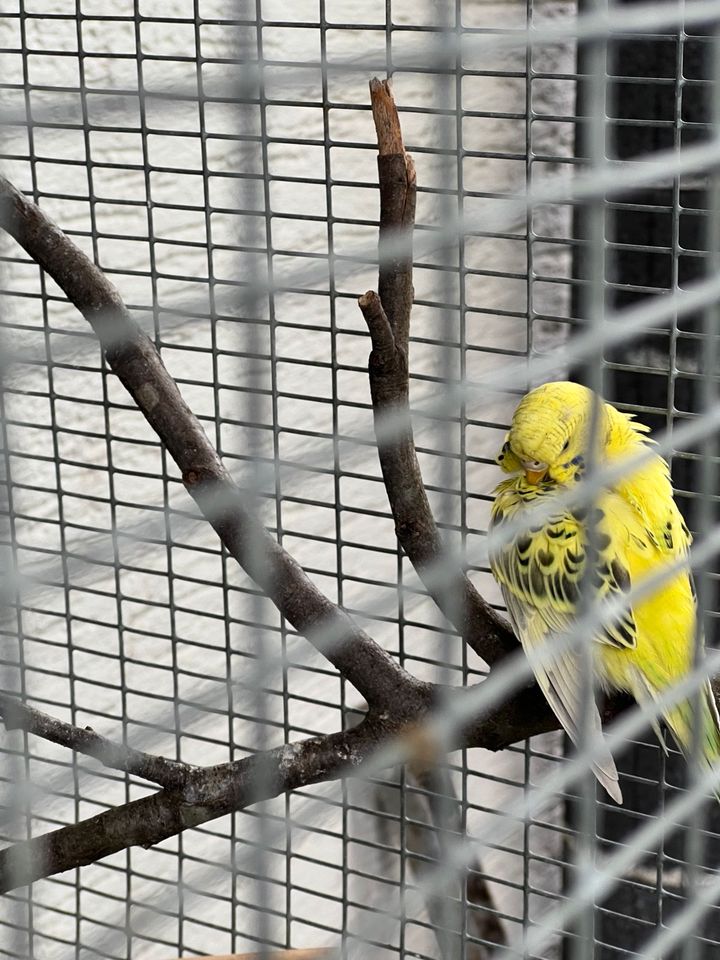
[[496, 381, 601, 485]]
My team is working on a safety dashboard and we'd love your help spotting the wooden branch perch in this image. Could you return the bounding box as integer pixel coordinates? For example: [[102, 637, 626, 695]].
[[0, 173, 420, 715], [0, 83, 565, 895], [0, 721, 378, 892], [360, 78, 517, 665]]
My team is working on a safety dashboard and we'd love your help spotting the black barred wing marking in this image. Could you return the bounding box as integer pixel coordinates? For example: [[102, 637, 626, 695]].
[[489, 483, 636, 650]]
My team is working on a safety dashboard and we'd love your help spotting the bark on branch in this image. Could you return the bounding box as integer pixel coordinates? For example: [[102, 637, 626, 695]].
[[0, 174, 419, 714], [0, 693, 192, 791], [0, 680, 563, 893], [360, 79, 517, 665], [0, 719, 380, 893]]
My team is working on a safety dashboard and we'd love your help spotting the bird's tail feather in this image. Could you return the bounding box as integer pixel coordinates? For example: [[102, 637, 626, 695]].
[[665, 682, 720, 779], [633, 669, 720, 791]]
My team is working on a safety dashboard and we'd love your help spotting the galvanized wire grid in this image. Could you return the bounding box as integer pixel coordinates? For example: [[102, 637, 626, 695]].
[[1, 0, 720, 958]]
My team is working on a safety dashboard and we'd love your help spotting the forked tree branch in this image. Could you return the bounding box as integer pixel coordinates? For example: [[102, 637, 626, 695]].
[[0, 173, 417, 714], [359, 119, 514, 939], [0, 84, 565, 895], [0, 78, 715, 906], [360, 79, 517, 666]]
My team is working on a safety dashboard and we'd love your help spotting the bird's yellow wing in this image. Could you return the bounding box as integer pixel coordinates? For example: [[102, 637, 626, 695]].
[[499, 583, 623, 802], [489, 483, 638, 803], [490, 485, 637, 651]]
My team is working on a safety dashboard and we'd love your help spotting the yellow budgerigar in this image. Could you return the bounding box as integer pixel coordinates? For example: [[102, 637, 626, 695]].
[[489, 380, 720, 803]]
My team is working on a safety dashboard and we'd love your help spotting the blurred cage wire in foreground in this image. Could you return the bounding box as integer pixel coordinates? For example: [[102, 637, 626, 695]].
[[1, 0, 720, 958]]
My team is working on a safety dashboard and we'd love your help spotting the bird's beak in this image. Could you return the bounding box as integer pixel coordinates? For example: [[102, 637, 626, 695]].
[[522, 462, 548, 484]]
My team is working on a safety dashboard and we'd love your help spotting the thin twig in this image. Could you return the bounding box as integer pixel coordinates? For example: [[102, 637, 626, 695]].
[[360, 78, 517, 665], [0, 693, 192, 791], [0, 174, 420, 713]]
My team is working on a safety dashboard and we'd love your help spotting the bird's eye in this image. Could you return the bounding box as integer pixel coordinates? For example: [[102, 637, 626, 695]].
[[562, 439, 570, 452]]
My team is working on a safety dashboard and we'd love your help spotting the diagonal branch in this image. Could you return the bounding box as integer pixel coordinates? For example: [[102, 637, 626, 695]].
[[0, 174, 420, 713], [360, 80, 517, 665], [0, 693, 193, 791]]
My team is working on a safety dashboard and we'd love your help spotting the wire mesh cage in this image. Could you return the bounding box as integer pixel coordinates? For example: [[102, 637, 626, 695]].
[[2, 0, 720, 958]]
